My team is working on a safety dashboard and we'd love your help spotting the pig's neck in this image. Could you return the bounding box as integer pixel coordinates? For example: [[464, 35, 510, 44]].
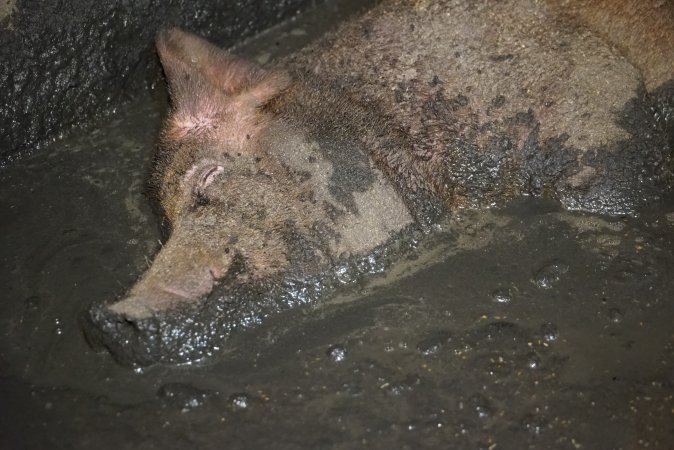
[[258, 118, 415, 260], [268, 76, 448, 227]]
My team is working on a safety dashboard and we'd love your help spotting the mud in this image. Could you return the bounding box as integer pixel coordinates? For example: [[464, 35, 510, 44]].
[[1, 1, 674, 448]]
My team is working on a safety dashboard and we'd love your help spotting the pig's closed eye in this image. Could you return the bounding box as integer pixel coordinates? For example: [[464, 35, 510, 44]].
[[198, 164, 224, 189], [191, 164, 224, 207]]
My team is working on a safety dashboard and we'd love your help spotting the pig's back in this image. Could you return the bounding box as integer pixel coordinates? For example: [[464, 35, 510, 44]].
[[283, 0, 672, 214]]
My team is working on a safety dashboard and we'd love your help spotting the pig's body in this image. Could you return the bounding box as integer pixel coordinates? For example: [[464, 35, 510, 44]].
[[86, 0, 674, 364], [283, 0, 672, 212]]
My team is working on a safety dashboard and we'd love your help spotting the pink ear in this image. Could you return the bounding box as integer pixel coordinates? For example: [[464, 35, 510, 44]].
[[156, 28, 289, 105], [156, 28, 289, 139]]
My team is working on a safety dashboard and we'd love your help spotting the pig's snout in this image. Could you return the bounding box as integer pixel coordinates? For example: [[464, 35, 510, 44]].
[[108, 265, 221, 320], [83, 260, 233, 365]]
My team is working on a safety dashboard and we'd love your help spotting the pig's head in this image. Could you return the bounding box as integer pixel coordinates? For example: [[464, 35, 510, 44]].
[[87, 29, 428, 364], [109, 28, 308, 319]]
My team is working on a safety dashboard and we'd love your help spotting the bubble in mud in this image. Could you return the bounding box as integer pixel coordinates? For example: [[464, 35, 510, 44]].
[[525, 352, 541, 369], [608, 308, 624, 323], [54, 317, 63, 336], [521, 413, 549, 434], [416, 332, 452, 355], [486, 358, 514, 377], [532, 261, 569, 289], [467, 393, 493, 419], [327, 344, 347, 362], [540, 322, 559, 342], [417, 338, 442, 355], [475, 321, 524, 344], [490, 287, 513, 304], [334, 265, 355, 284], [229, 393, 250, 411], [385, 375, 420, 396], [157, 383, 213, 412]]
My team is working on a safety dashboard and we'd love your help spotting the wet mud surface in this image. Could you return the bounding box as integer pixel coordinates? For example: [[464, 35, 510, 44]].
[[2, 2, 674, 449]]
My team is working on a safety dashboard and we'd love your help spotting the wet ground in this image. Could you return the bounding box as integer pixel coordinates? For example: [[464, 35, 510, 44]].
[[2, 1, 674, 449]]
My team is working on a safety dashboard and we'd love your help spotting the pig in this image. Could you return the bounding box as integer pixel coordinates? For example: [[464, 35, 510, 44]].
[[85, 0, 674, 365]]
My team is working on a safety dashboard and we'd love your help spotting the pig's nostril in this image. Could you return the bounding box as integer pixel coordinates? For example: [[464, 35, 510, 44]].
[[208, 266, 225, 280]]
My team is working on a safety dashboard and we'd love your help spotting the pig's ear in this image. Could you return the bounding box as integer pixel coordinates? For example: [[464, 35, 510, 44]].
[[156, 28, 289, 109]]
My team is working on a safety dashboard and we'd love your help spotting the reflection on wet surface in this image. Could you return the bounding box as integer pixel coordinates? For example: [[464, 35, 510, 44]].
[[1, 0, 674, 448]]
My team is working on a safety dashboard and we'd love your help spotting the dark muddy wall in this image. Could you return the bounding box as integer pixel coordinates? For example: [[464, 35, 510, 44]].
[[0, 0, 314, 163]]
